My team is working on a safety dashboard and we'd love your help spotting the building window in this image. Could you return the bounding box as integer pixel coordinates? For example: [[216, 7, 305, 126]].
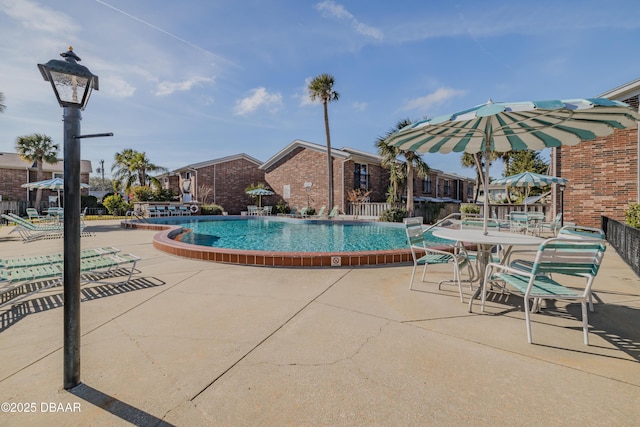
[[467, 184, 474, 198], [53, 172, 63, 179], [443, 180, 451, 196], [354, 163, 369, 190], [422, 176, 432, 193]]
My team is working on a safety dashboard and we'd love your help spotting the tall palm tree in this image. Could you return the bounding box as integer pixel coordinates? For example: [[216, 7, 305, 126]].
[[111, 149, 167, 196], [376, 119, 429, 216], [0, 92, 6, 113], [15, 133, 60, 208], [308, 74, 340, 211]]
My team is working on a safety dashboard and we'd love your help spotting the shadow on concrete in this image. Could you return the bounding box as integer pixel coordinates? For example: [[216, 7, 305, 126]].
[[71, 382, 175, 427], [0, 276, 165, 332], [482, 290, 640, 362]]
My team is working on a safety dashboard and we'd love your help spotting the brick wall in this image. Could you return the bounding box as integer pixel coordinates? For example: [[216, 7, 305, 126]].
[[193, 158, 265, 214], [264, 147, 391, 212], [0, 169, 89, 204], [558, 125, 638, 228], [265, 147, 336, 210]]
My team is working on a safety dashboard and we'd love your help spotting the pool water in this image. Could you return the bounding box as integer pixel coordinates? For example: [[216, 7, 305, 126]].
[[152, 217, 446, 253]]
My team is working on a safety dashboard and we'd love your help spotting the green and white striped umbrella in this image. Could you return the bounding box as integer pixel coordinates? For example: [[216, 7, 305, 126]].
[[492, 171, 568, 188], [385, 98, 640, 233], [22, 178, 90, 207], [493, 172, 568, 211]]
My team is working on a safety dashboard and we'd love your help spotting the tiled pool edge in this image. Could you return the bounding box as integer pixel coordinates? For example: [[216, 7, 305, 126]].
[[125, 221, 428, 267]]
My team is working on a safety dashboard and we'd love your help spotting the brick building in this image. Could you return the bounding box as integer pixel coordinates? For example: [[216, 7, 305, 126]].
[[0, 152, 91, 208], [259, 140, 390, 212], [164, 140, 475, 216], [165, 154, 264, 215], [553, 80, 640, 228], [260, 140, 474, 212]]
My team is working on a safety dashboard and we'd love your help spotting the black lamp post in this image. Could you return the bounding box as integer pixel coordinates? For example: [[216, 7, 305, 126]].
[[38, 47, 99, 390], [559, 183, 566, 227]]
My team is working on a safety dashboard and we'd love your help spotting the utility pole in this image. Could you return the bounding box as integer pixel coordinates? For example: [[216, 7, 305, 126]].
[[99, 159, 105, 194]]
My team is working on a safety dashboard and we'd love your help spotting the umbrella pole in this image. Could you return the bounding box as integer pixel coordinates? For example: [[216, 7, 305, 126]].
[[483, 148, 490, 235]]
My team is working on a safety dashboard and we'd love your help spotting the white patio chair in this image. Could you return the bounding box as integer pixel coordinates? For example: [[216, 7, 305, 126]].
[[509, 211, 529, 234], [481, 238, 607, 345], [405, 218, 475, 302]]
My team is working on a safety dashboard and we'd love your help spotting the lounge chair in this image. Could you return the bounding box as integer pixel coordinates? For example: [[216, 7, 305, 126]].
[[308, 206, 326, 219], [405, 218, 475, 302], [327, 206, 340, 219], [277, 207, 298, 217], [2, 213, 89, 243], [0, 252, 141, 309], [247, 205, 260, 215], [147, 206, 159, 217], [262, 206, 273, 215], [26, 208, 50, 223], [178, 205, 191, 216], [0, 246, 120, 270], [2, 214, 64, 242], [156, 206, 169, 216], [481, 237, 606, 345]]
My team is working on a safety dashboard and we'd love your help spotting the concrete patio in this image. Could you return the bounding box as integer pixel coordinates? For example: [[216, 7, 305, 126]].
[[0, 220, 638, 426]]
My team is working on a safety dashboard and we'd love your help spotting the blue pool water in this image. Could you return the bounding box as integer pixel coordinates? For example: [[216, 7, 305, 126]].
[[151, 217, 447, 253]]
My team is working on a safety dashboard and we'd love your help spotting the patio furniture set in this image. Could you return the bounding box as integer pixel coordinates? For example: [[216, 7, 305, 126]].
[[146, 205, 194, 217], [406, 216, 607, 346]]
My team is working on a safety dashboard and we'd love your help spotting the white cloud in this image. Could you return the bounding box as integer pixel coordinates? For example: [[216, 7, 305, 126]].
[[234, 87, 283, 115], [351, 101, 367, 112], [298, 77, 315, 107], [1, 0, 79, 34], [154, 76, 214, 96], [315, 1, 383, 40], [102, 76, 136, 98], [403, 87, 467, 113]]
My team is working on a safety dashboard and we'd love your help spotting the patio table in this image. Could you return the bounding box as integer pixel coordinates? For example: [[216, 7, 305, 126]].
[[432, 228, 544, 312]]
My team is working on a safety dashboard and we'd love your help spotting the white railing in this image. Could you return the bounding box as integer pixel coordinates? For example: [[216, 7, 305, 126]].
[[348, 202, 397, 218]]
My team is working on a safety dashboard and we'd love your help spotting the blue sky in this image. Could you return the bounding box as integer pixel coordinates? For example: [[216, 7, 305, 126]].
[[1, 0, 640, 179]]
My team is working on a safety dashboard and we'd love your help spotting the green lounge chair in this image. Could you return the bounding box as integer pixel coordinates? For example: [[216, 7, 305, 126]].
[[3, 213, 87, 243], [0, 247, 120, 270], [327, 206, 340, 219], [0, 252, 141, 309]]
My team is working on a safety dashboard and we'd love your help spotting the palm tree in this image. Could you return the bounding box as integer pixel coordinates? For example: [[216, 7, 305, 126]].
[[376, 119, 430, 216], [308, 74, 340, 211], [15, 133, 60, 208], [111, 149, 168, 196], [0, 92, 6, 113]]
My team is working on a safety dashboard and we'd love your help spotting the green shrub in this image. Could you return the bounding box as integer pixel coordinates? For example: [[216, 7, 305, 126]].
[[201, 204, 224, 215], [275, 199, 289, 214], [306, 207, 316, 216], [379, 207, 407, 222], [625, 203, 640, 228], [460, 204, 480, 214], [102, 194, 132, 216], [131, 186, 154, 202], [81, 195, 99, 209]]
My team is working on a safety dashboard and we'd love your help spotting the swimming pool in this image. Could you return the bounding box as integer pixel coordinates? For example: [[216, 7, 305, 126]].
[[133, 216, 452, 267]]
